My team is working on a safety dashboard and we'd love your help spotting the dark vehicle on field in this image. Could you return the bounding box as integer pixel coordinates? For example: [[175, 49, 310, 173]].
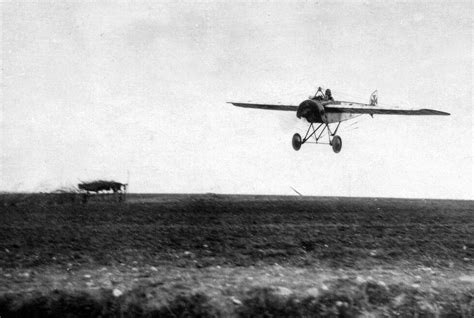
[[78, 180, 127, 203], [78, 180, 126, 194]]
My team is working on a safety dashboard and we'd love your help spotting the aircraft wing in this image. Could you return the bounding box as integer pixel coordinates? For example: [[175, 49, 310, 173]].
[[228, 102, 298, 111], [229, 102, 450, 116], [324, 106, 450, 116]]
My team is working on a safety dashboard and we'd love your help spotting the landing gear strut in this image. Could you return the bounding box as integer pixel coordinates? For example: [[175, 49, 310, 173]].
[[292, 122, 342, 153]]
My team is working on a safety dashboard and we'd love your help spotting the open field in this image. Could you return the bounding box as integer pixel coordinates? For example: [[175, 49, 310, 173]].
[[0, 194, 473, 316]]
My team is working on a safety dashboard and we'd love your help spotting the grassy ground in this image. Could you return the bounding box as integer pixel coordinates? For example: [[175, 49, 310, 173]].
[[0, 194, 472, 316]]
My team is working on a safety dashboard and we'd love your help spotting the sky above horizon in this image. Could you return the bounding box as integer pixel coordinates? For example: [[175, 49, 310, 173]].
[[1, 1, 472, 199]]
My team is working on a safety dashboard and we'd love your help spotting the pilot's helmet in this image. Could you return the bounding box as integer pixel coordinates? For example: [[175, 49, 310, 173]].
[[325, 89, 332, 97]]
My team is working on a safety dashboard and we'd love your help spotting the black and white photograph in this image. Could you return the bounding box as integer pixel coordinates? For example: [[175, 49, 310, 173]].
[[0, 0, 472, 316]]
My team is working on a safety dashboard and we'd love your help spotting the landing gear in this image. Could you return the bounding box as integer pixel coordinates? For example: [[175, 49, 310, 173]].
[[292, 122, 343, 153], [331, 135, 342, 153], [292, 133, 302, 151]]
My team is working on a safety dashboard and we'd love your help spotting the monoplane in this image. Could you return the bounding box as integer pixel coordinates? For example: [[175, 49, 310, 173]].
[[229, 87, 450, 153]]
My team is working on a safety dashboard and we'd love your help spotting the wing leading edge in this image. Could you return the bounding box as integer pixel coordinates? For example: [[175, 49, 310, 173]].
[[229, 102, 450, 116], [228, 102, 298, 111], [324, 106, 450, 116]]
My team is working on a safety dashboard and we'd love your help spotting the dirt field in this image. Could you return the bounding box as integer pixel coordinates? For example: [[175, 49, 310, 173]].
[[0, 194, 472, 316]]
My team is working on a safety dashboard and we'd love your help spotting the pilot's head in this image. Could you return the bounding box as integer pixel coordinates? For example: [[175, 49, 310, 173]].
[[325, 89, 332, 97]]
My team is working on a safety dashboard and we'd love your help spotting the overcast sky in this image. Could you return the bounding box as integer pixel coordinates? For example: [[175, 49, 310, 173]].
[[1, 1, 472, 199]]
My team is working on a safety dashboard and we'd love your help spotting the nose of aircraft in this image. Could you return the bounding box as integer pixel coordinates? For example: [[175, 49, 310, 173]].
[[297, 99, 325, 123]]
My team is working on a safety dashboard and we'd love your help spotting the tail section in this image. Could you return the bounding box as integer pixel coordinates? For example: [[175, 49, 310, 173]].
[[369, 90, 378, 106]]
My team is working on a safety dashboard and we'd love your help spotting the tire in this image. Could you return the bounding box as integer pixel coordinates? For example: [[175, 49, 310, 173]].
[[292, 133, 302, 151], [332, 135, 342, 153]]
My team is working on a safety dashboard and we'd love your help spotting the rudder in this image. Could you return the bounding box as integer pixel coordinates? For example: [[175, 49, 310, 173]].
[[369, 90, 378, 106]]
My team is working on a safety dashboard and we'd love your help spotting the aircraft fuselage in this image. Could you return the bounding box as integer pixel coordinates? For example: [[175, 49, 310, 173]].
[[297, 99, 362, 124]]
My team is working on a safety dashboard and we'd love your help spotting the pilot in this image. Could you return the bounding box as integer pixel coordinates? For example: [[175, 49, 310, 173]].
[[325, 89, 334, 101]]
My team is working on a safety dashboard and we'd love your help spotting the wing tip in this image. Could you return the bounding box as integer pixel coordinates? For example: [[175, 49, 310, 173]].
[[421, 109, 451, 116]]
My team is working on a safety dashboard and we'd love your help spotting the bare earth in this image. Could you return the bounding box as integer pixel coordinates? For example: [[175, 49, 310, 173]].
[[0, 194, 472, 317]]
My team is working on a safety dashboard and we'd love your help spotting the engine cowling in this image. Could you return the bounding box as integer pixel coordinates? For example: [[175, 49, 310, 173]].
[[297, 99, 327, 123]]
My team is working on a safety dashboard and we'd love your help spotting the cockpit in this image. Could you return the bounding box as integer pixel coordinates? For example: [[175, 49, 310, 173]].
[[312, 87, 334, 102]]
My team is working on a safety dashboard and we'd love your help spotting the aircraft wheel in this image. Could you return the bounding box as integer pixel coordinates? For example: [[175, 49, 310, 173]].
[[332, 135, 342, 153], [292, 133, 302, 151]]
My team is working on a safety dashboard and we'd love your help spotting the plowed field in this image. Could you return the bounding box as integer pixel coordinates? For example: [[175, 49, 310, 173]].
[[0, 194, 472, 316]]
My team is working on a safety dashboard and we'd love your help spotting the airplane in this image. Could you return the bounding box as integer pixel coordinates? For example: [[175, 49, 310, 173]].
[[228, 87, 450, 153]]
